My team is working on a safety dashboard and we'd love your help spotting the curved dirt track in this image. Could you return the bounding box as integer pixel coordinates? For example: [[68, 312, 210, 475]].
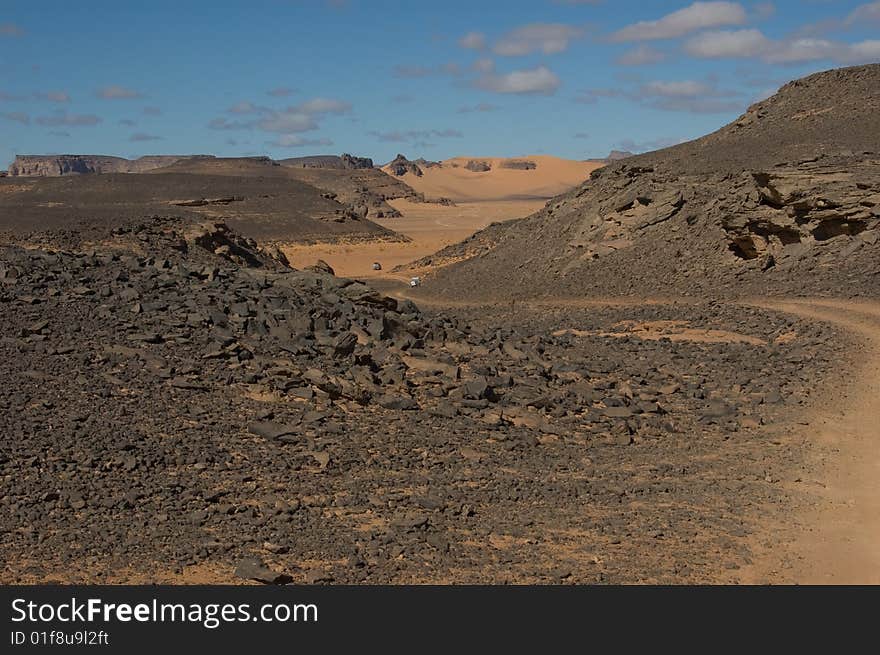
[[739, 299, 880, 584], [401, 286, 880, 583]]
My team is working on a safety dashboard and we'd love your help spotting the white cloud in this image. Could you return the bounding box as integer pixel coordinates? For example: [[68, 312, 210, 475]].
[[611, 2, 747, 42], [209, 96, 351, 134], [641, 80, 715, 96], [34, 91, 70, 103], [473, 65, 561, 95], [228, 101, 262, 114], [36, 112, 102, 126], [685, 28, 880, 64], [684, 29, 770, 58], [369, 129, 463, 142], [293, 97, 352, 115], [97, 85, 144, 99], [459, 31, 486, 49], [258, 111, 318, 133], [616, 45, 667, 65], [270, 135, 334, 148], [845, 2, 880, 27], [130, 132, 162, 142], [494, 23, 585, 56]]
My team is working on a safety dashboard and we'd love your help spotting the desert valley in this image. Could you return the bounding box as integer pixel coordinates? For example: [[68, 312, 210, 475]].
[[2, 63, 879, 585]]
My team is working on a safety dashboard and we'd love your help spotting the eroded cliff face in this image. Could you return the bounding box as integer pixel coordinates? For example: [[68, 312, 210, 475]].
[[7, 155, 206, 177]]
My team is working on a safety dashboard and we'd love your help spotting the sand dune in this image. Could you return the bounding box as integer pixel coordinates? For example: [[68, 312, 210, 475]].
[[383, 155, 603, 203]]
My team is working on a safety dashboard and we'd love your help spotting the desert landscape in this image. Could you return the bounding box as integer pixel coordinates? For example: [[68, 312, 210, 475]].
[[2, 0, 879, 587]]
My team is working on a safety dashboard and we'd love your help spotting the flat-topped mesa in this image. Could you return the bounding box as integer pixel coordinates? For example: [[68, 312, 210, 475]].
[[7, 154, 213, 177], [279, 153, 374, 170]]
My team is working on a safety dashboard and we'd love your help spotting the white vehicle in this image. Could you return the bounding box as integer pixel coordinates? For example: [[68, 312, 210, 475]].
[[409, 276, 421, 287]]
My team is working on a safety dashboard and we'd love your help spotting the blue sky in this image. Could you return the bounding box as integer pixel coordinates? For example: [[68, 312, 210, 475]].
[[1, 1, 878, 167]]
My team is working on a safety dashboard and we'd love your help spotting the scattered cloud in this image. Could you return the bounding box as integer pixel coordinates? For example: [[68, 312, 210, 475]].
[[35, 111, 102, 126], [294, 97, 352, 114], [34, 91, 70, 103], [394, 65, 434, 79], [267, 87, 298, 97], [48, 131, 71, 138], [616, 45, 667, 65], [471, 58, 496, 73], [640, 80, 718, 96], [118, 119, 137, 127], [393, 63, 461, 78], [208, 117, 253, 130], [369, 129, 463, 143], [1, 111, 30, 125], [457, 102, 499, 113], [611, 2, 747, 42], [577, 78, 743, 114], [208, 96, 351, 135], [391, 94, 415, 103], [845, 1, 880, 27], [616, 136, 686, 153], [685, 28, 880, 64], [473, 65, 561, 95], [143, 106, 162, 116], [269, 135, 334, 148], [97, 85, 144, 99], [0, 23, 24, 37], [459, 31, 486, 50], [684, 29, 769, 58], [256, 111, 318, 133], [574, 132, 590, 139], [494, 23, 585, 56], [130, 132, 162, 142], [228, 101, 263, 114]]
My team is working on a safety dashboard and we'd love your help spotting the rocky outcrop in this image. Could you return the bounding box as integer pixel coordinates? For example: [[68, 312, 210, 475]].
[[500, 159, 536, 170], [8, 154, 208, 177], [386, 154, 423, 177], [605, 150, 634, 163], [465, 160, 491, 172], [279, 153, 374, 170]]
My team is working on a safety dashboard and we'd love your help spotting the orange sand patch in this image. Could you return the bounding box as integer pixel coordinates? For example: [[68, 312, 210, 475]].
[[282, 198, 545, 279], [384, 155, 602, 203], [553, 320, 767, 346]]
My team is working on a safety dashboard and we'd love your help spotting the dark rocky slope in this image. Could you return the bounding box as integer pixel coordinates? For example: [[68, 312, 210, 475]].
[[0, 217, 845, 583]]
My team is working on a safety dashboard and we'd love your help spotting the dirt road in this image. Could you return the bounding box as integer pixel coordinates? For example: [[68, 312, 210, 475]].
[[739, 299, 880, 584]]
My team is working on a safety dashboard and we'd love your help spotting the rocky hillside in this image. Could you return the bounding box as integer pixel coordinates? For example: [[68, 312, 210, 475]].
[[0, 171, 405, 247], [421, 64, 880, 300], [279, 154, 374, 170], [8, 154, 207, 177]]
